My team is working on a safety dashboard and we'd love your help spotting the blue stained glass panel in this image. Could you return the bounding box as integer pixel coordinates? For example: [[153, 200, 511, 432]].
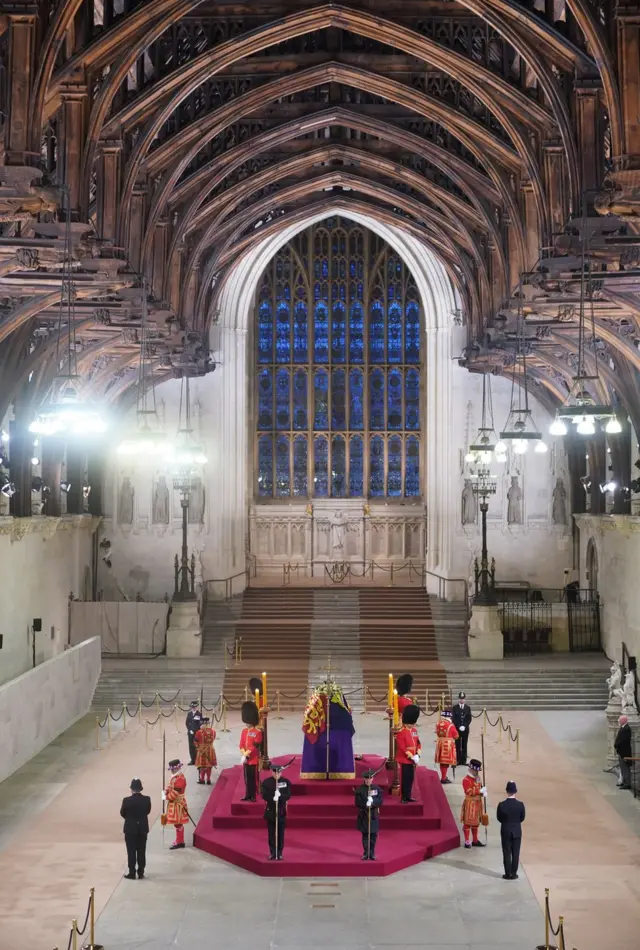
[[349, 368, 364, 430], [370, 368, 385, 430], [349, 301, 364, 363], [258, 435, 273, 497], [405, 298, 420, 363], [257, 369, 273, 431], [331, 293, 346, 362], [276, 300, 290, 362], [332, 368, 346, 430], [369, 298, 385, 362], [388, 435, 402, 497], [370, 435, 384, 497], [314, 436, 328, 497], [349, 436, 364, 496], [293, 369, 307, 430], [293, 297, 308, 362], [405, 368, 420, 430], [258, 295, 273, 363], [388, 369, 402, 430], [314, 298, 329, 363], [275, 435, 290, 496], [293, 436, 307, 496], [387, 300, 402, 363], [331, 435, 346, 497], [405, 436, 420, 496], [275, 369, 290, 430], [314, 370, 329, 430]]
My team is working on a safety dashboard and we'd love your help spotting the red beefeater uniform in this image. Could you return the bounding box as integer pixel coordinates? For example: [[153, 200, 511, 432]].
[[395, 724, 422, 764], [239, 725, 263, 765], [195, 726, 217, 784], [461, 774, 483, 845], [165, 772, 188, 847], [434, 717, 458, 782]]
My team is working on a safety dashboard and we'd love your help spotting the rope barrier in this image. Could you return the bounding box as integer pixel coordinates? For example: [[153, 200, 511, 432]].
[[536, 886, 575, 950], [55, 888, 102, 950]]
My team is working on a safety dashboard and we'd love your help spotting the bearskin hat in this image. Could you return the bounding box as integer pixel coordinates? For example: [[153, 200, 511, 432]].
[[402, 704, 420, 725], [248, 677, 263, 696], [241, 700, 260, 726], [396, 673, 413, 696]]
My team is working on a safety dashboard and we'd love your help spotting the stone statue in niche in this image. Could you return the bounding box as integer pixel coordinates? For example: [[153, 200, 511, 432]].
[[619, 671, 638, 714], [331, 510, 346, 553], [607, 661, 623, 702], [118, 477, 135, 525], [188, 477, 205, 525], [506, 475, 523, 525], [552, 477, 568, 525], [461, 479, 477, 525], [152, 476, 170, 525]]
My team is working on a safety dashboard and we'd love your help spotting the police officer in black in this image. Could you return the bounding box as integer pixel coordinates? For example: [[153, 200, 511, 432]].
[[355, 769, 383, 861], [185, 700, 202, 765], [120, 777, 151, 879], [496, 780, 526, 879], [452, 691, 472, 766], [260, 762, 292, 860]]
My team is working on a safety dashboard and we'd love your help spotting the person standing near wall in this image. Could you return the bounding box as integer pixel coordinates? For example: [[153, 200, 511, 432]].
[[496, 780, 525, 879], [120, 778, 151, 879], [614, 715, 632, 789]]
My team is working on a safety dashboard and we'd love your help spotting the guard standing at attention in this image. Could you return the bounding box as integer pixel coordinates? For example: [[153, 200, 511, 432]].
[[239, 701, 263, 802], [395, 705, 422, 803], [185, 700, 203, 766], [260, 762, 292, 860], [355, 769, 384, 860], [194, 716, 217, 785], [452, 691, 472, 766], [497, 780, 525, 878], [163, 759, 189, 850], [461, 758, 486, 848], [434, 709, 458, 784]]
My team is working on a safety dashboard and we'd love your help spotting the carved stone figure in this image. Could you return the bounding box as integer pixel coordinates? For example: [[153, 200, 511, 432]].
[[507, 475, 523, 525], [595, 170, 640, 218], [607, 661, 623, 701], [461, 478, 477, 525], [619, 671, 637, 713], [152, 476, 170, 525], [0, 183, 59, 221], [552, 477, 567, 525], [331, 510, 346, 553], [188, 477, 205, 524], [118, 477, 135, 525]]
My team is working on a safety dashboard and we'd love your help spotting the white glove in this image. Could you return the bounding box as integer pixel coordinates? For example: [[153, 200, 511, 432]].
[[274, 789, 281, 801], [459, 726, 465, 732], [366, 796, 373, 807], [480, 786, 487, 797], [412, 754, 420, 764], [241, 755, 247, 764], [161, 790, 167, 801]]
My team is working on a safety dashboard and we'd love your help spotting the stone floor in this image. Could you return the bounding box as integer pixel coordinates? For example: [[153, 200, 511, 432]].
[[0, 707, 638, 950]]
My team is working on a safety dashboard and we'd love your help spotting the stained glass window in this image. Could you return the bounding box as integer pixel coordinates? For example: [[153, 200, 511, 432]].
[[254, 217, 422, 499]]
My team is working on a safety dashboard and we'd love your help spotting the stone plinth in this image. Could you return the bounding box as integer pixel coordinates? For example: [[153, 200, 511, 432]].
[[605, 697, 623, 768], [166, 600, 202, 657], [468, 604, 504, 659]]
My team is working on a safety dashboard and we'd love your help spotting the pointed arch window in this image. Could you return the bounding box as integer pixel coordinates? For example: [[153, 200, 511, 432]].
[[254, 217, 422, 499]]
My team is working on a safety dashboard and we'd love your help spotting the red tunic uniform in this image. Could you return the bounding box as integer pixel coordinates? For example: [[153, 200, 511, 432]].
[[240, 726, 263, 765], [165, 773, 188, 825], [461, 774, 484, 845], [194, 726, 217, 768], [434, 718, 459, 765], [395, 724, 421, 764], [397, 695, 416, 716]]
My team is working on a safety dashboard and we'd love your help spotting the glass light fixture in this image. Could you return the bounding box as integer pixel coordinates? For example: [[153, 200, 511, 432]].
[[513, 439, 528, 455], [576, 415, 595, 436], [605, 416, 622, 434], [499, 281, 545, 453], [467, 372, 502, 465], [534, 440, 548, 454], [494, 440, 507, 456], [549, 416, 567, 436], [171, 374, 207, 475]]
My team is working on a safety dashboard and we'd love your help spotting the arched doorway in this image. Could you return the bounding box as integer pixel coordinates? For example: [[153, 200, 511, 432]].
[[586, 538, 599, 595]]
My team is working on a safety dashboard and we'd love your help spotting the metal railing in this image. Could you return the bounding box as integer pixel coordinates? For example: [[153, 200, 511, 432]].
[[203, 555, 257, 604], [281, 559, 427, 586], [424, 569, 469, 605], [498, 588, 601, 655]]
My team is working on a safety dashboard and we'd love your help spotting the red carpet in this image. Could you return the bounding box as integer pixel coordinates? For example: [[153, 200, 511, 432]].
[[193, 755, 460, 876]]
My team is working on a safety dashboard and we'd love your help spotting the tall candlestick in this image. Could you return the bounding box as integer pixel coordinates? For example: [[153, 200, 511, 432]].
[[255, 688, 260, 709], [388, 673, 394, 708], [393, 689, 399, 727], [262, 671, 268, 708]]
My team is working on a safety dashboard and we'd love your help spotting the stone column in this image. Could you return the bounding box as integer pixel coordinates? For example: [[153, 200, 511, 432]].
[[58, 81, 89, 216], [151, 219, 168, 298], [521, 181, 539, 269], [8, 410, 32, 517], [96, 139, 122, 242], [128, 185, 147, 271], [605, 695, 623, 769], [425, 323, 456, 586], [4, 2, 37, 163], [87, 445, 106, 517], [468, 604, 504, 659], [41, 436, 64, 516], [543, 141, 569, 233], [616, 2, 640, 167], [574, 81, 604, 197], [65, 442, 85, 514]]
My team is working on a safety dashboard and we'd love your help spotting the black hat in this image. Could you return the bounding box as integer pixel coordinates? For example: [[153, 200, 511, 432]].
[[506, 781, 517, 794], [458, 691, 466, 699], [396, 674, 413, 696], [190, 700, 198, 707], [442, 709, 452, 718], [402, 704, 420, 725], [168, 758, 183, 770], [363, 769, 376, 779], [468, 758, 482, 771], [266, 761, 283, 773], [241, 700, 260, 727], [130, 777, 143, 792], [249, 677, 263, 695], [201, 717, 210, 724]]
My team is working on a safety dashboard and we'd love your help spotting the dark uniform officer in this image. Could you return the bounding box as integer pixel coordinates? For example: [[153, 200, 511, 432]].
[[452, 690, 472, 766], [496, 780, 525, 879], [260, 762, 292, 860], [355, 769, 383, 861], [185, 700, 202, 765], [120, 777, 151, 879]]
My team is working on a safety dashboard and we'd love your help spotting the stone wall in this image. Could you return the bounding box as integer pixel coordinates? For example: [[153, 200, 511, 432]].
[[0, 515, 100, 686], [0, 636, 101, 784], [575, 514, 640, 659], [69, 601, 169, 654]]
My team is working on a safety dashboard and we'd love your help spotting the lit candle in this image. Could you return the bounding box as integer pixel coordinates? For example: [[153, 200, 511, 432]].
[[262, 671, 268, 708], [393, 688, 399, 727], [254, 688, 260, 710], [388, 673, 394, 708]]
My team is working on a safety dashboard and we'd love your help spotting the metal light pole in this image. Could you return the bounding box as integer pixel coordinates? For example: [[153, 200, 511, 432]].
[[171, 375, 205, 602], [471, 467, 497, 605]]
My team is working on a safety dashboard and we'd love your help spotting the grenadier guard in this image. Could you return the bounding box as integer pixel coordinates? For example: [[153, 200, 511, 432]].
[[434, 709, 458, 784], [395, 705, 422, 803], [461, 758, 486, 848], [163, 759, 189, 851], [395, 673, 416, 716], [239, 701, 263, 802], [194, 716, 217, 785]]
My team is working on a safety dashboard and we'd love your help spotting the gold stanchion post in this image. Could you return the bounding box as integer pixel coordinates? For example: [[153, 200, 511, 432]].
[[95, 718, 100, 751], [72, 919, 78, 950], [362, 684, 367, 715], [239, 637, 243, 662], [145, 719, 150, 749], [156, 692, 160, 718], [274, 689, 283, 720], [122, 702, 127, 732], [507, 720, 512, 753], [498, 716, 503, 743], [174, 704, 179, 733], [138, 695, 142, 724], [482, 707, 487, 736], [107, 711, 111, 741], [222, 698, 230, 732], [224, 642, 228, 670], [558, 917, 565, 950]]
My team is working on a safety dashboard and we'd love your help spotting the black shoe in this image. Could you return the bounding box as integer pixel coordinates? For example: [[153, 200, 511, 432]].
[[511, 874, 518, 879], [441, 778, 452, 785], [138, 871, 145, 879], [123, 872, 136, 880], [405, 797, 418, 802], [502, 874, 511, 880], [277, 855, 283, 861], [619, 785, 631, 790], [361, 853, 369, 860], [207, 779, 212, 785], [369, 854, 376, 861], [268, 853, 276, 860], [472, 840, 485, 847], [170, 843, 186, 850], [197, 780, 205, 785], [189, 761, 196, 766]]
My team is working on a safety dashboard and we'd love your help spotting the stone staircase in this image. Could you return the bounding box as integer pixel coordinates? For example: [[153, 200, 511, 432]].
[[443, 664, 608, 710], [92, 665, 226, 711], [309, 589, 363, 711]]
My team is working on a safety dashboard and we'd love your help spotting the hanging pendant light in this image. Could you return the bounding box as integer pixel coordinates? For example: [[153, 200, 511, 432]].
[[29, 187, 109, 437], [171, 375, 207, 485], [117, 279, 173, 459], [467, 372, 504, 465], [499, 282, 546, 454]]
